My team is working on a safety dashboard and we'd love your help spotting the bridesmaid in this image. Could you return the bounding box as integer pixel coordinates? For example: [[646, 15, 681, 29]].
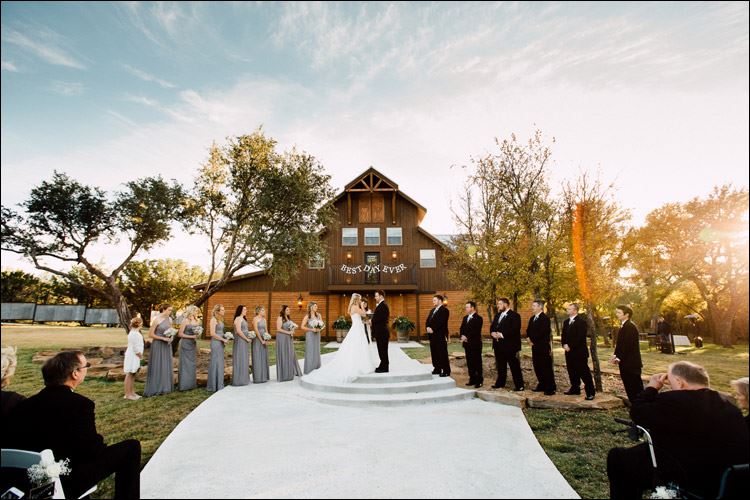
[[232, 305, 251, 386], [302, 301, 323, 374], [251, 306, 270, 383], [276, 305, 302, 382], [207, 304, 228, 392], [177, 305, 200, 391], [143, 303, 174, 397]]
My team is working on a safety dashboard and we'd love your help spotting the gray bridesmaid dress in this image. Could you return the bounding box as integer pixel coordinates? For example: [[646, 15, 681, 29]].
[[207, 322, 225, 392], [178, 324, 197, 391], [276, 320, 302, 382], [144, 317, 174, 397], [252, 318, 270, 383], [232, 319, 251, 386], [304, 314, 322, 374]]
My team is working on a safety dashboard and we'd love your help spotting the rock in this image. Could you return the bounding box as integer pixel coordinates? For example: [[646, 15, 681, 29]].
[[526, 393, 624, 410], [32, 354, 55, 364], [99, 347, 115, 358], [87, 357, 104, 366], [88, 363, 120, 377], [483, 352, 495, 358], [196, 373, 208, 387], [106, 368, 127, 381], [451, 352, 465, 359], [136, 370, 147, 383], [477, 389, 526, 408], [200, 348, 211, 354], [36, 350, 58, 357]]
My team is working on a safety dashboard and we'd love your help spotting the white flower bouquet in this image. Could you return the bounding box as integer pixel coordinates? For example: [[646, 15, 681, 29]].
[[247, 330, 257, 340], [262, 332, 272, 341], [193, 325, 204, 337], [163, 327, 178, 339], [649, 485, 680, 499], [224, 332, 234, 341], [27, 457, 71, 486], [308, 319, 325, 331]]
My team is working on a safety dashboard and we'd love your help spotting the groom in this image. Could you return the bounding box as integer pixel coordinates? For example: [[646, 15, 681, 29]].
[[371, 290, 390, 373]]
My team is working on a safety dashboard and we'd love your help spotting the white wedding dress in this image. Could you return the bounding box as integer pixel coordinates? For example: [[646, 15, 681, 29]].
[[303, 312, 379, 383]]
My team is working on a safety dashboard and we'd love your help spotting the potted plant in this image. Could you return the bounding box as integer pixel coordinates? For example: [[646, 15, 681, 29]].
[[392, 316, 416, 343], [332, 316, 352, 343]]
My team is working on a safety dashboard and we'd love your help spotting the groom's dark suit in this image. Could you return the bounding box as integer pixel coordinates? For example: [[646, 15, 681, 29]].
[[371, 300, 390, 371]]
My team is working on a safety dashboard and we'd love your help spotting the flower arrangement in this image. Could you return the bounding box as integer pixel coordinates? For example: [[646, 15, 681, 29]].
[[224, 332, 234, 341], [27, 457, 71, 486], [392, 316, 416, 333], [247, 330, 257, 340], [261, 332, 272, 341], [308, 318, 326, 331], [649, 485, 680, 499], [192, 325, 204, 338], [163, 327, 178, 339], [332, 316, 352, 330]]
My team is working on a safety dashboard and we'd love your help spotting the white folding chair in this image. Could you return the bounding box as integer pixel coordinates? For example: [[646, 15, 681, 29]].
[[1, 448, 97, 499]]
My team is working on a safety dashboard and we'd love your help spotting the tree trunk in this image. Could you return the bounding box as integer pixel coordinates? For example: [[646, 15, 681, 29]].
[[585, 303, 603, 392], [107, 280, 132, 334], [709, 302, 734, 348]]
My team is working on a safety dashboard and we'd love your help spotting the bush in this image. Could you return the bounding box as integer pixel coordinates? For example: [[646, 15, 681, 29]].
[[392, 316, 415, 332], [332, 316, 352, 330]]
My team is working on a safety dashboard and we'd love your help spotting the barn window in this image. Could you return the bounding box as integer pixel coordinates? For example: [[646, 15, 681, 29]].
[[386, 227, 403, 245], [308, 255, 325, 269], [342, 228, 358, 246], [364, 227, 381, 246], [420, 249, 436, 268]]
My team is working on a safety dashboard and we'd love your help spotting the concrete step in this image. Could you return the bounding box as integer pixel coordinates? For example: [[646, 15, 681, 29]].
[[300, 376, 456, 395], [300, 387, 477, 407], [354, 370, 433, 384]]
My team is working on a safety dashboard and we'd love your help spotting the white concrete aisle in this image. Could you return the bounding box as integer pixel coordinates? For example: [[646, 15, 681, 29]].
[[140, 349, 579, 499]]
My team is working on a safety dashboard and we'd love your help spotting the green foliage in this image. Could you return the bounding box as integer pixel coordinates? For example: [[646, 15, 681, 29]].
[[332, 316, 352, 330], [392, 316, 416, 332], [1, 270, 44, 303], [188, 129, 337, 307]]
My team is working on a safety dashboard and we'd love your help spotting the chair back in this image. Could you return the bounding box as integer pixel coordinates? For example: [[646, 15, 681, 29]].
[[1, 448, 64, 499], [717, 463, 749, 499]]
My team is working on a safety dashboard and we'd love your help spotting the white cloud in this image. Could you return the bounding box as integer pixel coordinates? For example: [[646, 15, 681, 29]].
[[106, 109, 137, 127], [1, 60, 19, 72], [1, 27, 86, 69], [49, 80, 86, 96], [122, 64, 175, 88]]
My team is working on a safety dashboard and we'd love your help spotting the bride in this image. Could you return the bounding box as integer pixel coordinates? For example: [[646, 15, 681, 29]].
[[303, 293, 378, 383]]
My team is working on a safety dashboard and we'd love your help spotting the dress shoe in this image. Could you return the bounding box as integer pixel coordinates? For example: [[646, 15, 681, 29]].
[[375, 368, 389, 373], [474, 382, 483, 388], [532, 386, 544, 392], [513, 386, 525, 392], [432, 369, 441, 375], [439, 373, 449, 377], [543, 390, 556, 396], [585, 394, 595, 401], [465, 381, 476, 387], [563, 390, 581, 396], [491, 384, 505, 389]]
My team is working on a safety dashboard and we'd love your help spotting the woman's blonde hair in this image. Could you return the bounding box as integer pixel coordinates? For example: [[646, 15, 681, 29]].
[[130, 316, 143, 329], [348, 294, 362, 313], [307, 301, 319, 318], [184, 305, 200, 320], [731, 377, 749, 409], [254, 306, 265, 315], [212, 303, 224, 320], [1, 346, 18, 389]]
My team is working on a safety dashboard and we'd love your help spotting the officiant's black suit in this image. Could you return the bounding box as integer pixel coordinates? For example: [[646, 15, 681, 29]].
[[460, 313, 483, 385], [614, 320, 643, 401], [526, 312, 556, 393], [490, 309, 524, 390], [426, 305, 451, 375], [371, 300, 390, 371], [561, 315, 595, 397], [7, 385, 141, 499]]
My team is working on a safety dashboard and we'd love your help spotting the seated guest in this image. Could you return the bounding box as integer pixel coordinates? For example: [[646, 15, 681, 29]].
[[8, 351, 141, 499], [1, 346, 25, 419], [607, 361, 749, 500], [731, 376, 749, 430]]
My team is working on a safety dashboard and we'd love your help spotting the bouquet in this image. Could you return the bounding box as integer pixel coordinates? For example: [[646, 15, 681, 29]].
[[308, 319, 326, 331], [224, 332, 234, 341], [163, 327, 178, 339], [247, 330, 257, 340], [27, 457, 71, 486], [192, 325, 204, 337], [261, 332, 272, 341]]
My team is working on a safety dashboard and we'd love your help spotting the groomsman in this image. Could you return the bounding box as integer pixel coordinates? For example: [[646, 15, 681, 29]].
[[426, 294, 451, 377], [526, 300, 556, 395], [611, 305, 643, 402], [460, 301, 484, 388], [562, 303, 595, 400], [490, 298, 524, 391]]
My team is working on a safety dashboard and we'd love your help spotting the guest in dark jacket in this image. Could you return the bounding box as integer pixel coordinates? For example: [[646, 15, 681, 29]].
[[490, 298, 524, 391], [1, 346, 25, 421], [611, 305, 643, 402], [561, 303, 595, 399], [526, 300, 556, 395], [8, 351, 141, 499], [607, 362, 749, 500], [460, 301, 483, 388], [425, 294, 451, 377]]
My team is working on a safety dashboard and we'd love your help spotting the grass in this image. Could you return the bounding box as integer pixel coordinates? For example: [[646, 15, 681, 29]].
[[1, 325, 334, 499], [3, 326, 747, 499]]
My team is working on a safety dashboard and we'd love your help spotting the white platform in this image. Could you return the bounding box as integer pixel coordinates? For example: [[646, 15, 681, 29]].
[[140, 346, 579, 498]]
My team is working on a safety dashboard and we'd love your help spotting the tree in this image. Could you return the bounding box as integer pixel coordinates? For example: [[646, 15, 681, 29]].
[[632, 186, 748, 347], [188, 130, 336, 307], [0, 270, 43, 303], [120, 259, 206, 325], [563, 172, 631, 390], [1, 171, 188, 332]]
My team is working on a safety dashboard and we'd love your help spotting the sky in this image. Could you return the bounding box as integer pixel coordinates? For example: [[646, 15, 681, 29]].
[[1, 1, 748, 274]]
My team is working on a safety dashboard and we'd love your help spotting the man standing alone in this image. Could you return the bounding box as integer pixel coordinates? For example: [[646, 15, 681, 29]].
[[527, 300, 556, 395], [611, 305, 643, 402]]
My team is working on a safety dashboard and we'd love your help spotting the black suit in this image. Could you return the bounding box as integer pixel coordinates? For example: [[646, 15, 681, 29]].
[[614, 320, 643, 401], [371, 300, 390, 370], [490, 309, 524, 390], [426, 305, 450, 375], [7, 385, 141, 499], [608, 387, 749, 499], [561, 315, 595, 397], [526, 313, 556, 392], [460, 313, 483, 384]]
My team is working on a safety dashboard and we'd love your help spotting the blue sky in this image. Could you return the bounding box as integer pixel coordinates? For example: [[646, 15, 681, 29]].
[[1, 1, 748, 272]]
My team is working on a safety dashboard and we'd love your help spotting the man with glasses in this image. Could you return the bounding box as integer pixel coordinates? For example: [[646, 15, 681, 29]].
[[8, 351, 141, 499]]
